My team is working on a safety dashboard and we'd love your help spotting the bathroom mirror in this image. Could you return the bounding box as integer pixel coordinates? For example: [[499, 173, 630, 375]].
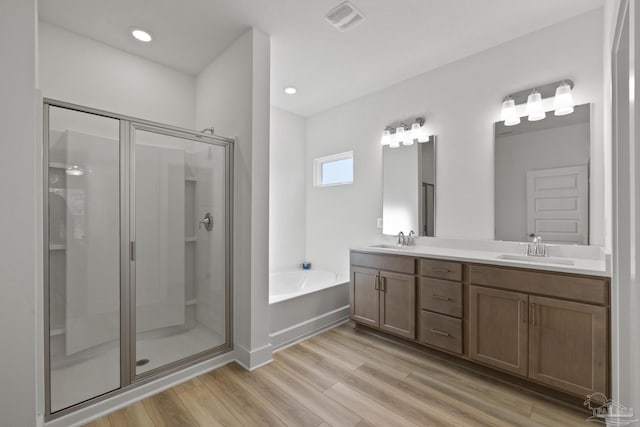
[[494, 103, 590, 244], [382, 136, 436, 236]]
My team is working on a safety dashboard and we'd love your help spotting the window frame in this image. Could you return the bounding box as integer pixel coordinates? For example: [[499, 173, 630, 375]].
[[313, 151, 354, 188]]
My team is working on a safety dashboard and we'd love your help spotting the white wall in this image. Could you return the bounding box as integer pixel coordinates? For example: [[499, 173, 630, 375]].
[[269, 107, 307, 272], [39, 22, 195, 129], [0, 1, 40, 425], [306, 9, 605, 274], [196, 29, 272, 368]]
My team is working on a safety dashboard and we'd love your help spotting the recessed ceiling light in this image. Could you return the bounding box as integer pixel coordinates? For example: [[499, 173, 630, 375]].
[[284, 87, 297, 95], [131, 28, 152, 42]]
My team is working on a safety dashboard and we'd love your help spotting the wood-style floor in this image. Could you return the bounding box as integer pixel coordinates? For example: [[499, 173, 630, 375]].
[[85, 322, 590, 426]]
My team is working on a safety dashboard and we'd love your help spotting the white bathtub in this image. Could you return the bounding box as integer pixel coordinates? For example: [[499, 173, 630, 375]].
[[269, 269, 350, 349], [269, 270, 348, 304]]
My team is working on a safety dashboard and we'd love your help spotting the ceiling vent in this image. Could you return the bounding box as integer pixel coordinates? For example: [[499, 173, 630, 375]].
[[325, 1, 365, 32]]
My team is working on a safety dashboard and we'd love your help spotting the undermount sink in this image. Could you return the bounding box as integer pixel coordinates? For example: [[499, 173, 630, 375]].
[[369, 244, 414, 250], [497, 254, 575, 266]]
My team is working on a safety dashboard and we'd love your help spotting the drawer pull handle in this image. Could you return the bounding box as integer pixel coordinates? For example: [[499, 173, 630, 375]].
[[431, 267, 450, 273], [374, 275, 379, 291], [432, 294, 451, 301], [430, 328, 450, 337]]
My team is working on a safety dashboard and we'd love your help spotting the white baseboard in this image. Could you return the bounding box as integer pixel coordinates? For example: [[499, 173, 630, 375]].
[[234, 342, 274, 371], [270, 305, 350, 351], [45, 352, 235, 427]]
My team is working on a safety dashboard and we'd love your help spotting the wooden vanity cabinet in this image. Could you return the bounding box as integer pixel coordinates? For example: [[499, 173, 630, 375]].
[[350, 250, 610, 399], [417, 259, 464, 354], [350, 252, 416, 339], [379, 271, 416, 338], [468, 265, 609, 397], [468, 286, 529, 376], [351, 266, 380, 328], [528, 295, 607, 396]]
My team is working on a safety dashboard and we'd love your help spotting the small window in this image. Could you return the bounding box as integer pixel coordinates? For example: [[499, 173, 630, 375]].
[[314, 151, 353, 187]]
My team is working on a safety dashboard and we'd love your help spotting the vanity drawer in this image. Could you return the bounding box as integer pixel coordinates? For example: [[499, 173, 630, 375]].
[[419, 311, 463, 354], [469, 264, 609, 305], [419, 278, 462, 318], [351, 251, 415, 274], [419, 258, 462, 281]]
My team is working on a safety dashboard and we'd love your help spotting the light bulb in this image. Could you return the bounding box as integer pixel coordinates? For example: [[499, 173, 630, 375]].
[[419, 127, 430, 142], [381, 129, 391, 146], [404, 126, 415, 146], [409, 123, 421, 142], [553, 83, 574, 116], [526, 90, 545, 121], [395, 126, 406, 145], [501, 97, 520, 126]]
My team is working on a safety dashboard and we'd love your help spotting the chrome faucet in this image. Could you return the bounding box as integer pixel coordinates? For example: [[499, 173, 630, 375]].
[[527, 235, 547, 257], [407, 230, 416, 246], [397, 231, 406, 246]]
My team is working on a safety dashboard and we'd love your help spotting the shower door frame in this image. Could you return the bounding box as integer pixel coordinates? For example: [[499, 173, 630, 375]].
[[43, 98, 234, 421]]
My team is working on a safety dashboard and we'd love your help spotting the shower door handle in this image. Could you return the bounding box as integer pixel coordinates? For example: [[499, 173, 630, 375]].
[[199, 212, 213, 231]]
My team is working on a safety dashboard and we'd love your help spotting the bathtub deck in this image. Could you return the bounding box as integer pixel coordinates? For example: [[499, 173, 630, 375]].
[[84, 322, 590, 426]]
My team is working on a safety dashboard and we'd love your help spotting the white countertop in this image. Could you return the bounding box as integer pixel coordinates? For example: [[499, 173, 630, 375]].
[[352, 238, 610, 277]]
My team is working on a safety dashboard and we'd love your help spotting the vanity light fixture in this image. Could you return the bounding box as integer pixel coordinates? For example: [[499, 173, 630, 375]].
[[553, 81, 575, 116], [389, 132, 401, 148], [381, 129, 392, 146], [380, 117, 431, 148], [395, 126, 407, 145], [526, 90, 545, 121], [500, 96, 520, 126], [500, 79, 575, 126]]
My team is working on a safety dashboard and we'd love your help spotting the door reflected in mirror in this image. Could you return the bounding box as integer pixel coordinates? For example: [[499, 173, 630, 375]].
[[382, 136, 436, 236], [494, 103, 590, 244]]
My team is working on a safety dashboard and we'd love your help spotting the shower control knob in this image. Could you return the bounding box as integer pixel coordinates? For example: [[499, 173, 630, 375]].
[[199, 212, 213, 231]]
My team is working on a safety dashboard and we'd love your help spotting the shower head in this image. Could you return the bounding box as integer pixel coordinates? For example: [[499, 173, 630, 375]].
[[201, 127, 215, 135]]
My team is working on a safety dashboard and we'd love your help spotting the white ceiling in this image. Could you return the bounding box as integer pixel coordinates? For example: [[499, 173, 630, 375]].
[[39, 0, 604, 117]]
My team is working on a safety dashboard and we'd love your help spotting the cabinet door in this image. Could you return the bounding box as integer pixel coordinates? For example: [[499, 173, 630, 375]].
[[528, 296, 607, 396], [379, 271, 416, 339], [350, 267, 380, 327], [469, 286, 529, 376]]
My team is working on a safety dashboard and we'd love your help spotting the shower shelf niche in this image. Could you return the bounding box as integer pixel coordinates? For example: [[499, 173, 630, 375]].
[[50, 328, 65, 337], [49, 162, 70, 169]]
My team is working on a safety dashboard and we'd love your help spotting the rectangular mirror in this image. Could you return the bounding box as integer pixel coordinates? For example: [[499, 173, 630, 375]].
[[494, 103, 590, 244], [382, 136, 436, 236]]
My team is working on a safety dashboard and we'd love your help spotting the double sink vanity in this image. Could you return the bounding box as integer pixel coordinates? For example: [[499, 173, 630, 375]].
[[364, 93, 610, 404], [349, 240, 610, 402]]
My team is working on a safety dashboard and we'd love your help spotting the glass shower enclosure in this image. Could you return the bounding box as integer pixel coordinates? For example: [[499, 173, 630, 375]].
[[43, 99, 233, 418]]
